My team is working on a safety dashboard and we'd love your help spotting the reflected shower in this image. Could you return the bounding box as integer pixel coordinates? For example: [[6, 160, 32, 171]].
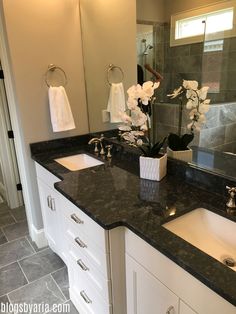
[[143, 44, 153, 55], [141, 38, 153, 55]]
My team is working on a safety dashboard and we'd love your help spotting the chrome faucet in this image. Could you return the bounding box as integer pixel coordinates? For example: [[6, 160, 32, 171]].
[[88, 134, 105, 155], [226, 186, 236, 209]]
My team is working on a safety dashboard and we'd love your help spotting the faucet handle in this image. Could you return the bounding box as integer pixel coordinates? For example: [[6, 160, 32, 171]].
[[106, 145, 113, 158], [226, 186, 236, 194], [226, 186, 236, 209]]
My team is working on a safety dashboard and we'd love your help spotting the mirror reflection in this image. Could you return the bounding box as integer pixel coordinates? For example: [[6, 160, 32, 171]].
[[138, 0, 236, 156], [80, 0, 236, 178]]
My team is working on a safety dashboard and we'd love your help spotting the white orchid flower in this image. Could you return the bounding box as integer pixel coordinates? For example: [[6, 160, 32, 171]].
[[167, 86, 182, 99], [138, 90, 150, 105], [198, 86, 209, 100], [127, 97, 138, 110], [131, 130, 144, 137], [120, 112, 132, 124], [153, 82, 160, 89], [131, 108, 147, 127], [189, 109, 198, 119], [118, 124, 132, 131], [142, 81, 157, 97], [127, 84, 142, 99], [186, 98, 198, 109], [122, 132, 136, 143], [140, 123, 148, 131], [136, 139, 143, 146], [199, 103, 210, 113], [183, 80, 198, 90], [198, 114, 206, 124]]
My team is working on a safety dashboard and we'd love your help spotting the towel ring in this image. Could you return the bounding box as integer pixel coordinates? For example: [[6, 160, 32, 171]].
[[45, 64, 68, 87], [107, 64, 124, 85]]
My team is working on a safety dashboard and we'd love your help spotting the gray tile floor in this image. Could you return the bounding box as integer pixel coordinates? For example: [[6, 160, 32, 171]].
[[0, 202, 79, 314]]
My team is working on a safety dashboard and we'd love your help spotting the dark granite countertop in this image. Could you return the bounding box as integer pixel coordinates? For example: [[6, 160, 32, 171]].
[[31, 143, 236, 307]]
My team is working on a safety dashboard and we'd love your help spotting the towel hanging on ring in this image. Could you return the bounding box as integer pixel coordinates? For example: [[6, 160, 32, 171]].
[[48, 86, 75, 132], [107, 82, 126, 123]]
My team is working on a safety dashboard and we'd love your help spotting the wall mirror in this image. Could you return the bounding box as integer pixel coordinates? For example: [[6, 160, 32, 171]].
[[80, 0, 236, 181]]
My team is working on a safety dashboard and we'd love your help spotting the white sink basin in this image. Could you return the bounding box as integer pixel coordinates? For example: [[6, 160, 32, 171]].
[[163, 208, 236, 271], [54, 154, 104, 171]]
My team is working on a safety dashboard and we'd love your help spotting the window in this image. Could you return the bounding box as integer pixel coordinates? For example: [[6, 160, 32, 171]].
[[170, 1, 236, 46]]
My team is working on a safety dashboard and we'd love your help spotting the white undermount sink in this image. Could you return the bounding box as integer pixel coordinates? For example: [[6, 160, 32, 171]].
[[163, 208, 236, 271], [54, 154, 104, 171]]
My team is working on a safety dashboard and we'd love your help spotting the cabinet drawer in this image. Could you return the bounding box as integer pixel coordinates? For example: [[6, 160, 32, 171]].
[[69, 261, 112, 314], [68, 240, 112, 303], [59, 194, 109, 253], [65, 216, 110, 279], [35, 162, 60, 188]]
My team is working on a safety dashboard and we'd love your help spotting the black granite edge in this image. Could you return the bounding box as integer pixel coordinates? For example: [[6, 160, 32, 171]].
[[126, 225, 236, 306]]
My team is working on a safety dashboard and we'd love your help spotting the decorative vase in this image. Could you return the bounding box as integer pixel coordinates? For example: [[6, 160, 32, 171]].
[[139, 154, 167, 181], [167, 147, 192, 163]]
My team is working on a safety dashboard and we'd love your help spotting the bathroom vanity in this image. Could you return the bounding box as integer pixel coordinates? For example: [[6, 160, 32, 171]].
[[31, 137, 236, 314]]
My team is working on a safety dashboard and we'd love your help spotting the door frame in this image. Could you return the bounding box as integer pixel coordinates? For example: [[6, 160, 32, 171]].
[[0, 7, 34, 234], [0, 74, 23, 208]]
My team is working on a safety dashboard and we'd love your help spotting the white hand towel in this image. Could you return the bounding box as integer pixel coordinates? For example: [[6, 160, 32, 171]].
[[48, 86, 75, 132], [107, 82, 126, 123]]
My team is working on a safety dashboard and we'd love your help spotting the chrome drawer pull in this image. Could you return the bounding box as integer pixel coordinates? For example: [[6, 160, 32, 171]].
[[75, 237, 87, 248], [70, 213, 84, 224], [50, 198, 56, 211], [77, 259, 89, 271], [80, 290, 92, 304], [47, 195, 51, 208], [166, 305, 174, 314]]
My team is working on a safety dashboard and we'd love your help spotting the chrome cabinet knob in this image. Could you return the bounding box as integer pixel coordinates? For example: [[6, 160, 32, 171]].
[[75, 236, 87, 248], [70, 213, 84, 224], [77, 259, 89, 271], [80, 290, 92, 304]]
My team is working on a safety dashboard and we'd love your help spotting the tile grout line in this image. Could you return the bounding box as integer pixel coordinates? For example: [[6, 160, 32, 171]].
[[17, 261, 29, 285], [9, 212, 18, 224], [0, 233, 35, 248], [50, 273, 68, 302], [50, 265, 67, 276], [1, 226, 10, 242], [0, 221, 16, 229], [0, 245, 49, 271], [5, 272, 54, 299], [25, 236, 37, 253], [5, 266, 69, 301]]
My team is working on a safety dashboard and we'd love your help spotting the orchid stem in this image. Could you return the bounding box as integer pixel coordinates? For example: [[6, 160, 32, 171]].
[[178, 98, 183, 137]]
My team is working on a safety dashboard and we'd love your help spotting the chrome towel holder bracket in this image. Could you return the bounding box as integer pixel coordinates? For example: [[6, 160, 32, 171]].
[[107, 63, 124, 85], [45, 64, 68, 87]]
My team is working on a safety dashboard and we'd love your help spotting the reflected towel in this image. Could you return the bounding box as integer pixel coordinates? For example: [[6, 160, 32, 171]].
[[48, 86, 75, 132], [107, 82, 126, 123]]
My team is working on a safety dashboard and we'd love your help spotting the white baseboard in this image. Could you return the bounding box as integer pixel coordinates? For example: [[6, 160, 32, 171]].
[[0, 182, 6, 201], [30, 224, 48, 249]]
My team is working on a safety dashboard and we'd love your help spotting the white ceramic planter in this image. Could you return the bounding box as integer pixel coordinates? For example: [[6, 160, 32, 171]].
[[167, 147, 193, 163], [139, 154, 167, 181]]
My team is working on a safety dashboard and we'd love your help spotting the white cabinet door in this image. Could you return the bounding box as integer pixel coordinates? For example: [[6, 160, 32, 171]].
[[126, 253, 179, 314], [37, 178, 60, 251], [180, 301, 197, 314]]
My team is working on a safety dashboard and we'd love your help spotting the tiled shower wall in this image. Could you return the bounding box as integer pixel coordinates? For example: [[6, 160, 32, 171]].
[[151, 23, 236, 153], [153, 102, 236, 153], [156, 23, 236, 103]]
